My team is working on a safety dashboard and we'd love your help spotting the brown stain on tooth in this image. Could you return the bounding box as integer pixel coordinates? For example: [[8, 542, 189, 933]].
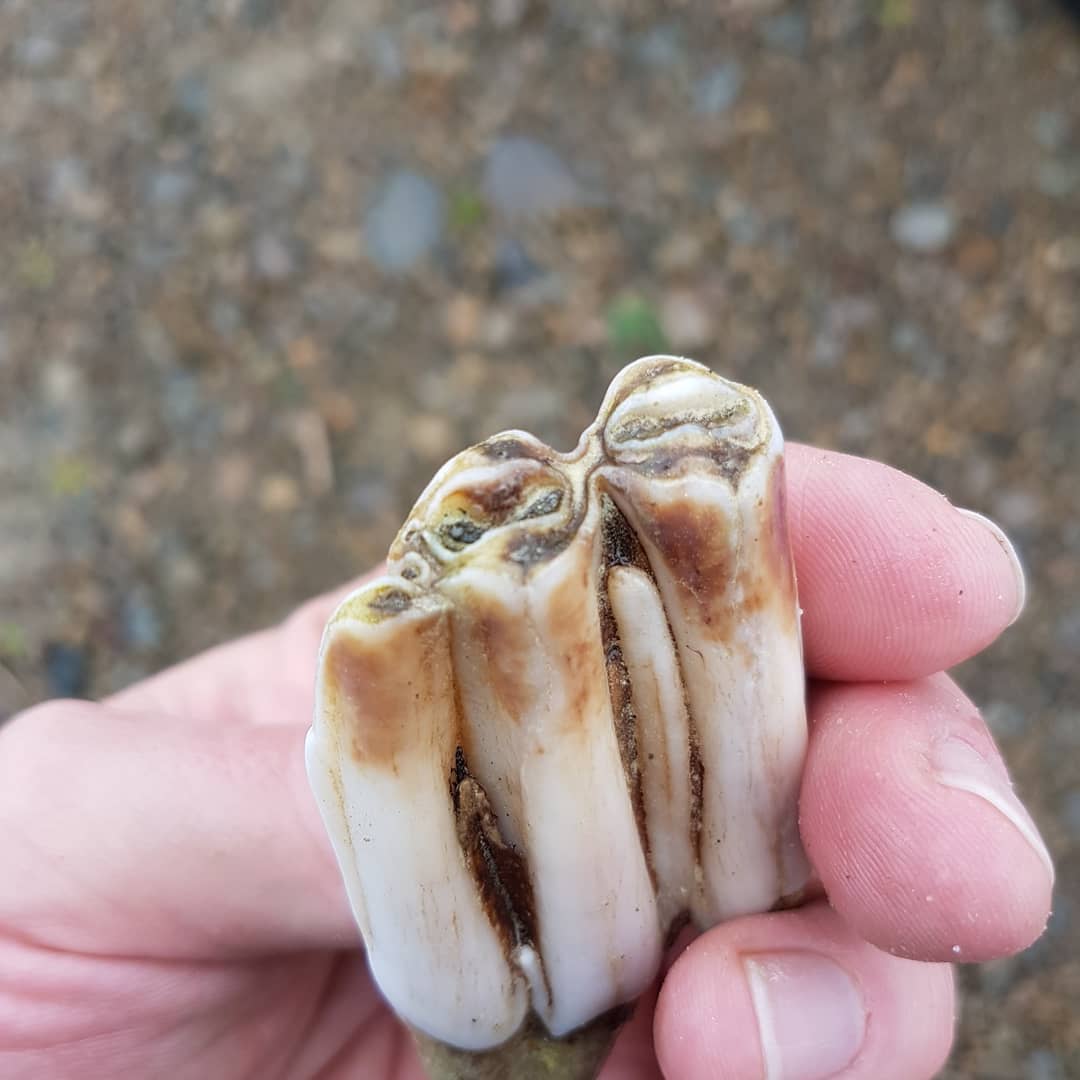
[[323, 613, 448, 769], [479, 436, 549, 463], [542, 554, 610, 739], [466, 601, 538, 726], [633, 495, 733, 637]]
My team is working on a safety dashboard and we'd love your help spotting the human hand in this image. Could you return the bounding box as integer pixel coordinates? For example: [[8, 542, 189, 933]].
[[0, 446, 1052, 1080]]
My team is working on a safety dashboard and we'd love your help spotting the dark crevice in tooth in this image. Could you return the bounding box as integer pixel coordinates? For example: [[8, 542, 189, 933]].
[[521, 488, 563, 519], [450, 744, 541, 961], [596, 494, 654, 890], [598, 489, 707, 925], [442, 518, 487, 546]]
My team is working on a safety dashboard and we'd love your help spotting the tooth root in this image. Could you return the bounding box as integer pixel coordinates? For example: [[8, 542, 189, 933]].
[[306, 578, 528, 1051], [604, 442, 810, 923], [513, 534, 662, 1037], [606, 563, 697, 931]]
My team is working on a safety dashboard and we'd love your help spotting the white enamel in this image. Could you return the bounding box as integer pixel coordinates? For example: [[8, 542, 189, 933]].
[[607, 563, 697, 929], [307, 588, 528, 1050], [515, 533, 662, 1035]]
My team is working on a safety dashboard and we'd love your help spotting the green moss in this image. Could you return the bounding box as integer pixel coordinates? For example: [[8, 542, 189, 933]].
[[448, 188, 488, 233], [606, 294, 668, 358]]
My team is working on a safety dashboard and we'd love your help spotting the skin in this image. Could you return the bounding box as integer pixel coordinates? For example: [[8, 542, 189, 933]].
[[0, 446, 1053, 1080]]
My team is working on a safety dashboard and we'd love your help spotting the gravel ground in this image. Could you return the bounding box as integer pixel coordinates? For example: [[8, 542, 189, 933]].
[[1, 1, 1078, 1075]]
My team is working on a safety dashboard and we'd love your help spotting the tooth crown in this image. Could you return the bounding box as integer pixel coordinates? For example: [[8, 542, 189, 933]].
[[306, 356, 809, 1051]]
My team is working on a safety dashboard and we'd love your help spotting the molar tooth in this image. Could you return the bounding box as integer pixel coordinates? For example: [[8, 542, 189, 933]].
[[598, 376, 809, 923], [309, 357, 811, 1077], [306, 577, 528, 1050]]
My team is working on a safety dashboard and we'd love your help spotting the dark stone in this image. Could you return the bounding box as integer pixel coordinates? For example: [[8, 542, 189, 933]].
[[43, 643, 90, 699]]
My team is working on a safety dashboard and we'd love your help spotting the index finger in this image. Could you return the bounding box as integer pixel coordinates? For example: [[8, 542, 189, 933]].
[[105, 445, 1024, 722]]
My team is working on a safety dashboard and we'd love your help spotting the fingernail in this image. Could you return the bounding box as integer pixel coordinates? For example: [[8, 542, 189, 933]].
[[932, 735, 1055, 882], [955, 508, 1026, 625], [743, 952, 866, 1080]]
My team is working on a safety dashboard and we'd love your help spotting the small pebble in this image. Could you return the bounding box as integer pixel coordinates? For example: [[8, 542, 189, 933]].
[[484, 137, 584, 219], [252, 232, 297, 281], [890, 201, 956, 253], [1030, 109, 1070, 152], [984, 0, 1023, 38], [146, 169, 195, 209], [1037, 159, 1080, 199], [1025, 1048, 1066, 1080], [14, 36, 62, 72], [121, 586, 164, 652], [759, 11, 810, 56], [492, 237, 547, 292], [259, 472, 301, 512], [43, 642, 89, 698], [170, 72, 211, 126], [694, 62, 744, 115], [365, 169, 445, 273], [633, 25, 686, 69]]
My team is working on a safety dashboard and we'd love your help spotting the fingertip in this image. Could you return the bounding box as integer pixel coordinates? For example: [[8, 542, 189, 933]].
[[655, 904, 955, 1080], [803, 676, 1054, 964], [785, 446, 1024, 680]]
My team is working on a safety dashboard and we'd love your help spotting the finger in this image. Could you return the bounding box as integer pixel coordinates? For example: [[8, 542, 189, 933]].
[[104, 570, 382, 725], [654, 902, 955, 1080], [0, 699, 356, 957], [786, 444, 1025, 681], [800, 673, 1054, 963]]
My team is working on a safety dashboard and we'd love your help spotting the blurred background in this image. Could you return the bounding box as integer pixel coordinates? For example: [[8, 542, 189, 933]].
[[1, 0, 1077, 1075]]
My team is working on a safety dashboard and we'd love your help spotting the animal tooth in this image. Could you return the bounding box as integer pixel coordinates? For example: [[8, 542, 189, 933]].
[[305, 580, 529, 1050], [306, 356, 809, 1079]]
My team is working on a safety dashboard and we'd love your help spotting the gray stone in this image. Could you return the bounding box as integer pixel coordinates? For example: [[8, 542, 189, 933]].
[[43, 642, 89, 698], [1025, 1049, 1066, 1080], [171, 72, 211, 125], [493, 236, 546, 292], [14, 36, 62, 72], [1037, 159, 1080, 199], [484, 137, 584, 219], [694, 62, 744, 115], [146, 168, 195, 209], [365, 169, 445, 273], [368, 30, 404, 83], [984, 0, 1023, 38], [1030, 109, 1070, 152], [759, 11, 810, 56], [252, 232, 297, 281], [162, 372, 202, 430], [633, 25, 686, 69], [121, 586, 164, 652], [890, 201, 956, 253], [47, 157, 91, 210]]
